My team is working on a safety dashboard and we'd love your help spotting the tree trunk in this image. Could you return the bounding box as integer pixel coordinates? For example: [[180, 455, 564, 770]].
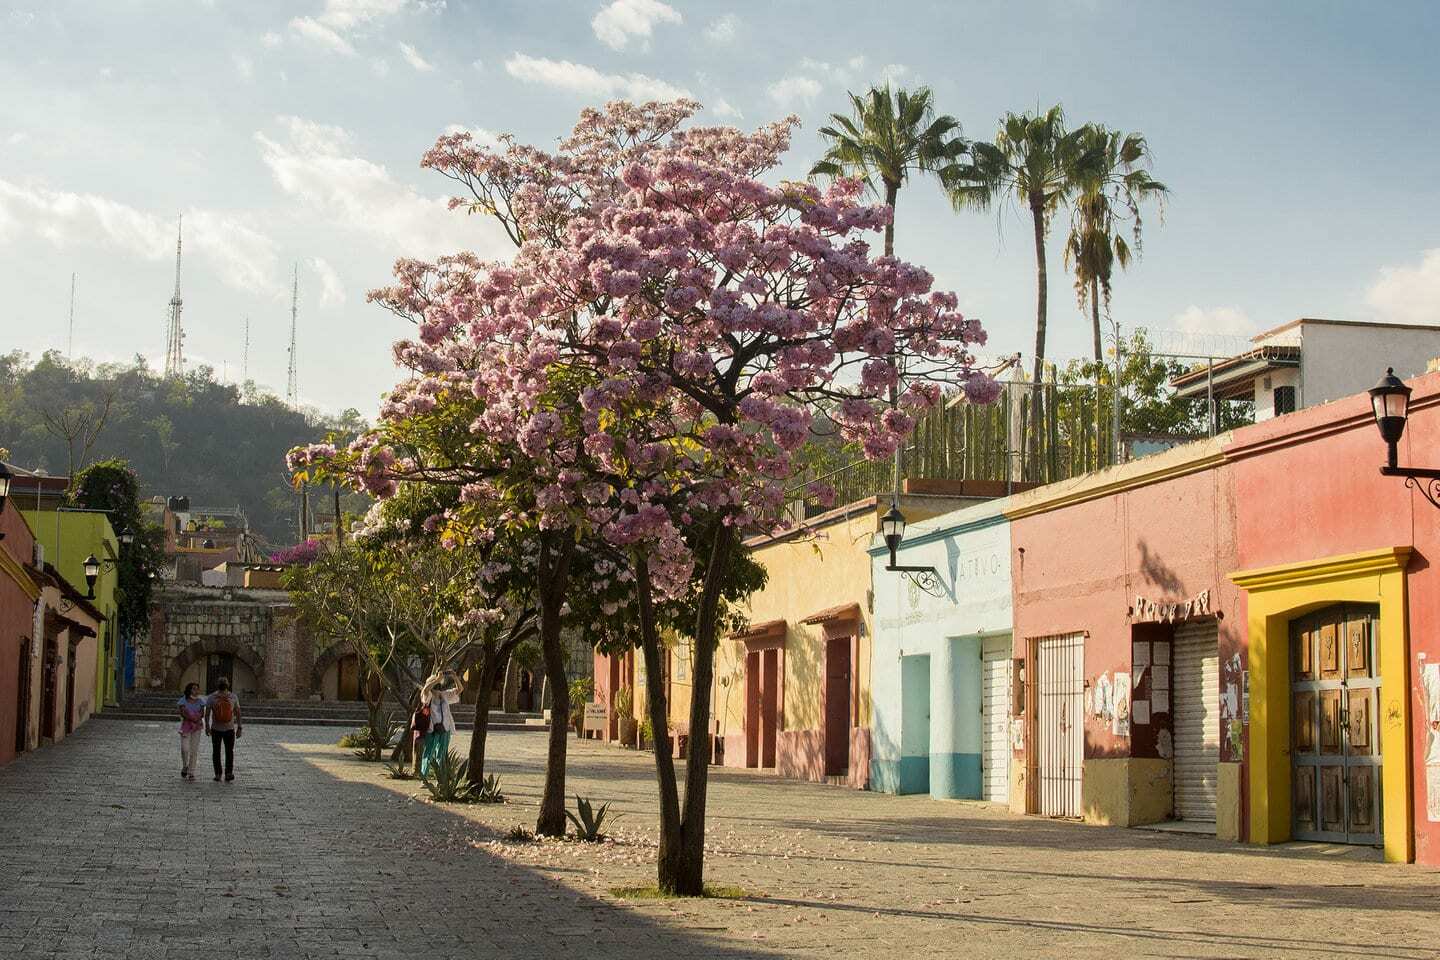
[[534, 533, 576, 838], [467, 653, 499, 784], [635, 555, 684, 891], [882, 180, 898, 259], [1090, 275, 1103, 364], [1029, 196, 1048, 480], [667, 524, 739, 896]]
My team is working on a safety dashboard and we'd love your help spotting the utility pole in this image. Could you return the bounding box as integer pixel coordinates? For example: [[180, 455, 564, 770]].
[[67, 273, 76, 360], [242, 317, 250, 383], [164, 215, 185, 378], [286, 264, 299, 408], [1112, 317, 1124, 465]]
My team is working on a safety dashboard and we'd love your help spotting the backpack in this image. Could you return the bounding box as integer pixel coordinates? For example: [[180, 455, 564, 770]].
[[212, 694, 234, 726], [412, 704, 431, 735]]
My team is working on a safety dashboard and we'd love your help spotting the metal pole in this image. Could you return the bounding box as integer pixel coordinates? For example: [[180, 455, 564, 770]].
[[1111, 318, 1123, 465], [1206, 360, 1216, 437]]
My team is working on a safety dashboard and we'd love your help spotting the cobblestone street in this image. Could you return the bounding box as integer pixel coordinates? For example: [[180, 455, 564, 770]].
[[2, 721, 1439, 959]]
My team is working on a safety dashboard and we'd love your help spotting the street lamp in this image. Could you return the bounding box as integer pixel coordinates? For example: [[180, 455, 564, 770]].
[[119, 527, 135, 546], [880, 500, 944, 597], [0, 462, 10, 540], [83, 554, 100, 598], [1371, 367, 1440, 508]]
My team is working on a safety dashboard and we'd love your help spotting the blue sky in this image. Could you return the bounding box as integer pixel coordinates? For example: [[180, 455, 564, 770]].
[[4, 0, 1440, 414]]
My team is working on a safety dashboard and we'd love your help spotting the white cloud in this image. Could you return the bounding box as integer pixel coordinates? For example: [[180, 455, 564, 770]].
[[309, 256, 346, 307], [289, 16, 356, 55], [1366, 249, 1440, 326], [285, 0, 443, 54], [372, 58, 391, 77], [255, 115, 510, 261], [6, 132, 29, 146], [704, 13, 738, 43], [711, 98, 742, 119], [398, 41, 434, 71], [1168, 305, 1255, 338], [261, 31, 283, 48], [471, 58, 484, 71], [591, 0, 682, 51], [766, 74, 822, 107], [504, 53, 690, 102], [767, 56, 898, 108], [234, 54, 255, 80], [0, 179, 283, 297]]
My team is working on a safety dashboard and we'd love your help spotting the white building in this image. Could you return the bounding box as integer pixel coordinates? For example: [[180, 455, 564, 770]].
[[1171, 318, 1440, 421]]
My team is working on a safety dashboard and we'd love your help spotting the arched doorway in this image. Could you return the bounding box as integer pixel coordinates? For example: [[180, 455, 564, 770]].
[[167, 639, 264, 698]]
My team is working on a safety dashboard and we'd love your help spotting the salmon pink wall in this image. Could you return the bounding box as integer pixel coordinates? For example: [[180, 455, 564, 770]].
[[1226, 371, 1440, 864], [0, 504, 37, 767], [1009, 446, 1243, 763]]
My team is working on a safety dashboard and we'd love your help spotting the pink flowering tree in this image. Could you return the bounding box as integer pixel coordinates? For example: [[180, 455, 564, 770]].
[[291, 99, 997, 891]]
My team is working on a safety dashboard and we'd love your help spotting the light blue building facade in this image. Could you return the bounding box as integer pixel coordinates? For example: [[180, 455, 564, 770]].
[[869, 500, 1014, 801]]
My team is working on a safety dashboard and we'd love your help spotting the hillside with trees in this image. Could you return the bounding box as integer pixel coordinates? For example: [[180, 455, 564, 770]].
[[0, 350, 368, 544]]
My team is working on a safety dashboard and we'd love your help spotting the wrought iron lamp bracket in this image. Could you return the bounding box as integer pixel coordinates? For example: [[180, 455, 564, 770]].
[[887, 564, 946, 598], [1381, 465, 1440, 511]]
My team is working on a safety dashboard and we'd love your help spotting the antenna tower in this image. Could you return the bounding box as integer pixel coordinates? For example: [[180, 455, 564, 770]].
[[67, 273, 76, 359], [163, 215, 185, 378], [285, 264, 298, 408], [242, 317, 250, 382]]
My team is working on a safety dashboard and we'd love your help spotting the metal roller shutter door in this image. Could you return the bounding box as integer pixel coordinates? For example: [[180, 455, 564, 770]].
[[1172, 619, 1219, 822], [981, 643, 1011, 803]]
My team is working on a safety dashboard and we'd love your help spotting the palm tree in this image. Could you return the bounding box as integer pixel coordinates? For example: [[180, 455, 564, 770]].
[[1064, 125, 1168, 362], [810, 85, 967, 259], [946, 106, 1100, 474], [810, 85, 967, 494]]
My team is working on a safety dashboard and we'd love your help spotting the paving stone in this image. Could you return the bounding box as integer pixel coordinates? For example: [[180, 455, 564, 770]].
[[3, 722, 1439, 958]]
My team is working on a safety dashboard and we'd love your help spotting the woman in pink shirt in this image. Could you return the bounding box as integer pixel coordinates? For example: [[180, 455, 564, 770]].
[[177, 682, 206, 781]]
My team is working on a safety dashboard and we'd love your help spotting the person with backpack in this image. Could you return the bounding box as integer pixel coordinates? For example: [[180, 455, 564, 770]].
[[205, 676, 242, 782], [176, 682, 206, 782], [418, 671, 460, 779]]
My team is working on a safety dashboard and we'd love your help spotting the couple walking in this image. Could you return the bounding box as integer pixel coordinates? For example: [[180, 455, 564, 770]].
[[176, 677, 242, 782], [411, 671, 459, 778]]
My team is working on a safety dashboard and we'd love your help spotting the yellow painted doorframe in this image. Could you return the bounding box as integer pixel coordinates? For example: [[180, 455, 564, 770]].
[[1230, 547, 1413, 863]]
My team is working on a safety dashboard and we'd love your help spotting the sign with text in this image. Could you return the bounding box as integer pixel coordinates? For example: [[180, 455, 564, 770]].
[[1132, 589, 1212, 624], [583, 702, 608, 732]]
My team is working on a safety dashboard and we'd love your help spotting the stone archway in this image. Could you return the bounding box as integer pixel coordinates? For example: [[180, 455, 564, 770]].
[[166, 637, 266, 697], [310, 642, 351, 699]]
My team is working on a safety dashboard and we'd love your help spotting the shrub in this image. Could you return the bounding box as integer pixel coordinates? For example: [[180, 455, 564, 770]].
[[614, 685, 633, 719], [421, 749, 477, 803], [349, 711, 404, 761], [506, 826, 534, 842], [566, 795, 619, 842], [383, 761, 413, 780]]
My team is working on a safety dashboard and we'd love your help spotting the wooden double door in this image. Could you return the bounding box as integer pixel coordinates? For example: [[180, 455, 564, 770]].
[[1290, 604, 1382, 846]]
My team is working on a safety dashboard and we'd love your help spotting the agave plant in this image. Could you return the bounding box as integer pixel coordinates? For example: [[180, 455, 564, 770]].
[[383, 761, 413, 780], [421, 749, 477, 803], [349, 709, 404, 762], [566, 795, 619, 842], [475, 773, 505, 804]]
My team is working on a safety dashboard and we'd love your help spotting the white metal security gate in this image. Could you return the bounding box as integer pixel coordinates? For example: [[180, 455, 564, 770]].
[[1172, 619, 1220, 823], [1035, 633, 1084, 817], [981, 639, 1012, 804]]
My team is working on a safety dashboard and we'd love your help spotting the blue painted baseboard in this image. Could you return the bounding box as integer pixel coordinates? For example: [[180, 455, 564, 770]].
[[929, 752, 982, 799]]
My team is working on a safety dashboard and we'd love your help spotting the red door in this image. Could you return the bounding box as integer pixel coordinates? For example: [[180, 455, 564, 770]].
[[745, 650, 760, 767], [824, 636, 852, 776], [761, 648, 778, 768]]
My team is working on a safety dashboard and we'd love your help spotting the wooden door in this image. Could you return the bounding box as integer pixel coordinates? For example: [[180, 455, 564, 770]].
[[337, 655, 361, 701], [744, 650, 760, 768], [64, 641, 77, 736], [205, 653, 234, 694], [823, 636, 852, 776], [761, 648, 779, 769], [40, 640, 57, 741], [1291, 605, 1382, 845], [15, 640, 32, 754]]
